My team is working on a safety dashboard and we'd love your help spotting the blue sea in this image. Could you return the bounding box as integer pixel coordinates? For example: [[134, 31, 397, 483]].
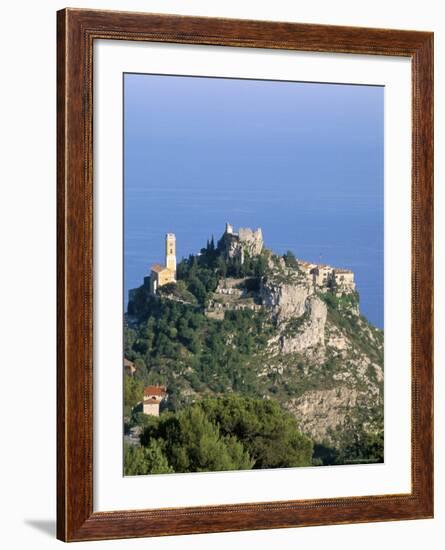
[[124, 74, 384, 328]]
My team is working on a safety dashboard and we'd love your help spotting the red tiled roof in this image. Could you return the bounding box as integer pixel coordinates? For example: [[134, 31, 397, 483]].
[[151, 263, 167, 273], [144, 385, 167, 397]]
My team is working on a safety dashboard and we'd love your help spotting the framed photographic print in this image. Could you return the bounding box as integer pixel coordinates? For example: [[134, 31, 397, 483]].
[[57, 8, 434, 542]]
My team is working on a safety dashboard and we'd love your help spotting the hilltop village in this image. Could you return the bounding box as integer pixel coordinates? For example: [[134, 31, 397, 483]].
[[129, 222, 356, 325], [126, 223, 358, 418], [124, 224, 383, 471], [206, 223, 355, 319]]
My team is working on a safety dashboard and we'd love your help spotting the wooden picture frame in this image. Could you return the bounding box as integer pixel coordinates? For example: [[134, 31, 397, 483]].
[[57, 8, 434, 542]]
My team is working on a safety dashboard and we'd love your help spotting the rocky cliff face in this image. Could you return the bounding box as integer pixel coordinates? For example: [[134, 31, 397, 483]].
[[280, 296, 327, 354], [256, 255, 383, 445], [260, 259, 328, 354], [287, 386, 360, 442], [260, 280, 311, 320]]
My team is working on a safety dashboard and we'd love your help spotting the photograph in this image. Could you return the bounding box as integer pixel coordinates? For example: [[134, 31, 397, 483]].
[[0, 1, 437, 546], [123, 73, 384, 475]]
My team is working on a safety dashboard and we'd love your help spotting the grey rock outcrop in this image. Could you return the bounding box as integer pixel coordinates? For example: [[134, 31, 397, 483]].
[[260, 280, 311, 320], [288, 386, 360, 442], [280, 296, 327, 353]]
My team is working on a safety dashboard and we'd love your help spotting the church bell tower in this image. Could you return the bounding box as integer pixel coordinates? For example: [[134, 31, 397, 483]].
[[165, 233, 177, 277]]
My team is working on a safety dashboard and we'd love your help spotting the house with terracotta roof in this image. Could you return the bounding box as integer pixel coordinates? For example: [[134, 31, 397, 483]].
[[143, 385, 167, 416]]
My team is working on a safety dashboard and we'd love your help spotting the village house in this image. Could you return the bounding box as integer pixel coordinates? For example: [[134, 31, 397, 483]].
[[333, 268, 356, 290], [143, 385, 167, 416], [299, 260, 355, 292]]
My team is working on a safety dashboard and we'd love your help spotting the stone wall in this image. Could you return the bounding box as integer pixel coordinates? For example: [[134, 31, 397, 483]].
[[238, 227, 264, 256], [218, 224, 264, 262]]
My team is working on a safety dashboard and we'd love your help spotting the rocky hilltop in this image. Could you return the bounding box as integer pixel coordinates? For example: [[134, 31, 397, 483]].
[[126, 224, 383, 464]]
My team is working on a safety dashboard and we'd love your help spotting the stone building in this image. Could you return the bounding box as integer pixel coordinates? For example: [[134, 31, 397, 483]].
[[333, 268, 355, 291], [150, 233, 177, 294], [310, 264, 333, 287], [143, 385, 167, 416], [299, 260, 355, 292], [218, 222, 263, 264]]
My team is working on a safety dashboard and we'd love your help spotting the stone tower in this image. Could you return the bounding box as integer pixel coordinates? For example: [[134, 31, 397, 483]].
[[165, 233, 177, 276]]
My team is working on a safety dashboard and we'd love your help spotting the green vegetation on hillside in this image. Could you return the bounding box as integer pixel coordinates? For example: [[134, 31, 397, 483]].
[[124, 299, 273, 411], [314, 405, 384, 465], [175, 238, 268, 306], [125, 395, 313, 475], [320, 290, 384, 365]]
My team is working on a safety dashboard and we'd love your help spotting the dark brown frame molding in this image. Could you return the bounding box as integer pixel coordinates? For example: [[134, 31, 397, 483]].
[[57, 8, 434, 542]]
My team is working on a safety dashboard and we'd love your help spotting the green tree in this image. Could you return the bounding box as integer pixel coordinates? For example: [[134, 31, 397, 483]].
[[124, 376, 144, 417], [124, 441, 173, 475], [331, 408, 384, 465], [172, 407, 253, 472], [283, 250, 299, 269], [137, 396, 313, 474], [216, 256, 228, 278], [141, 406, 253, 473], [197, 395, 313, 469], [188, 276, 208, 306]]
